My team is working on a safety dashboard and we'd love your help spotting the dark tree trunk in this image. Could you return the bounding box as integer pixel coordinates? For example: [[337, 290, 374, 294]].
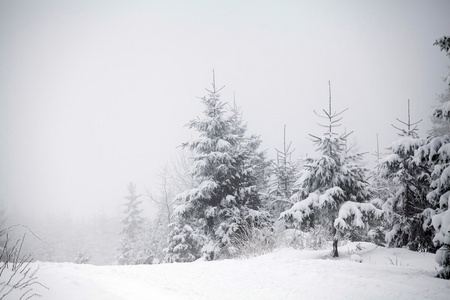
[[332, 239, 339, 257], [331, 226, 339, 257]]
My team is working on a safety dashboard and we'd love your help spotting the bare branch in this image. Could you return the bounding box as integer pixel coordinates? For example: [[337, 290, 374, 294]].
[[313, 110, 329, 119], [322, 109, 331, 118], [308, 134, 321, 141], [330, 116, 344, 124], [341, 131, 353, 140], [0, 225, 47, 245], [410, 119, 423, 126], [0, 231, 48, 299], [395, 118, 409, 126], [391, 124, 406, 133], [332, 108, 349, 118]]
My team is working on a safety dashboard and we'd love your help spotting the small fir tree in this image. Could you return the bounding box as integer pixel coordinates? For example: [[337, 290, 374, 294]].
[[164, 219, 206, 263], [75, 249, 90, 264], [118, 182, 148, 264], [280, 82, 380, 257], [369, 134, 393, 203], [267, 126, 299, 219], [74, 234, 90, 264], [366, 134, 393, 245], [147, 150, 196, 264], [380, 100, 433, 251]]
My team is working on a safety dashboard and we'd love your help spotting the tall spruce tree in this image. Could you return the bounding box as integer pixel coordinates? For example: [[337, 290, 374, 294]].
[[280, 82, 380, 257], [167, 73, 268, 261], [380, 100, 433, 251], [416, 36, 450, 279]]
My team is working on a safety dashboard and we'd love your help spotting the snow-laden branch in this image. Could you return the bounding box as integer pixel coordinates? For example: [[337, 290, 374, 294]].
[[279, 187, 345, 225], [334, 201, 383, 231], [432, 209, 450, 246]]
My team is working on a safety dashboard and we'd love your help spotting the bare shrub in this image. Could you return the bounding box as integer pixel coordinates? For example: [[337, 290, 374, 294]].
[[0, 227, 48, 300], [227, 226, 278, 259], [282, 227, 332, 250], [385, 255, 409, 267]]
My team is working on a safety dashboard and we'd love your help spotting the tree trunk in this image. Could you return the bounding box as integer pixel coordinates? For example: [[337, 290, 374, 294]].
[[331, 226, 339, 257], [332, 239, 339, 257]]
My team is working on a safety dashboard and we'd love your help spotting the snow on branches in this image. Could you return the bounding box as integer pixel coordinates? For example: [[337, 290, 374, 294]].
[[432, 209, 450, 279], [334, 202, 383, 231], [267, 126, 299, 218], [410, 37, 450, 278], [279, 82, 374, 257], [167, 73, 269, 262]]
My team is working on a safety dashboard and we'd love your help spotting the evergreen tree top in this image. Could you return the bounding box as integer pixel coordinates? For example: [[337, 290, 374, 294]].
[[312, 81, 349, 137], [391, 99, 422, 138]]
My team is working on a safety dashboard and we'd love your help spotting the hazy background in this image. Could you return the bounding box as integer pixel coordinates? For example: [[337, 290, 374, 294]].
[[1, 0, 449, 221]]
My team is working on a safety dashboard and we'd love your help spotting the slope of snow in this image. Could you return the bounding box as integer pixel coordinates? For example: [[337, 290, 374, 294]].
[[15, 243, 450, 300]]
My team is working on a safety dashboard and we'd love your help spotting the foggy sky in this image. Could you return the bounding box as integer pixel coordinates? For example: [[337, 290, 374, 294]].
[[1, 0, 449, 220]]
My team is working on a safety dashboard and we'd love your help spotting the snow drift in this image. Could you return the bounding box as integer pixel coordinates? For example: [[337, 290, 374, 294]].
[[9, 242, 450, 300]]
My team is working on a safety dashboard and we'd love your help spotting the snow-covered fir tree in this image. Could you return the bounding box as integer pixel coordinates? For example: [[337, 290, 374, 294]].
[[369, 134, 393, 202], [365, 134, 394, 245], [227, 100, 270, 227], [166, 74, 269, 261], [118, 182, 149, 264], [147, 167, 178, 263], [280, 82, 380, 257], [74, 233, 90, 264], [144, 151, 197, 264], [267, 126, 299, 219], [145, 150, 197, 264], [164, 219, 206, 263], [380, 100, 433, 251], [432, 36, 450, 136], [416, 36, 450, 279]]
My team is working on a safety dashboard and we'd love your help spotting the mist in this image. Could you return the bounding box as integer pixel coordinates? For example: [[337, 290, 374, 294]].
[[1, 0, 449, 264]]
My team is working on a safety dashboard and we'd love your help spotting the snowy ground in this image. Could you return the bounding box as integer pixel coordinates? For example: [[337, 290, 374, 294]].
[[10, 242, 450, 300]]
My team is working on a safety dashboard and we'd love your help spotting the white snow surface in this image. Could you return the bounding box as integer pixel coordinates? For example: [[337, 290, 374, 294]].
[[20, 243, 450, 300]]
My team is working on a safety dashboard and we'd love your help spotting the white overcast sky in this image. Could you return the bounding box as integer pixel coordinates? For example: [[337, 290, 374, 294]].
[[1, 0, 449, 219]]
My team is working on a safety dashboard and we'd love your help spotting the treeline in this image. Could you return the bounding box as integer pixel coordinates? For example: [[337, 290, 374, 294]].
[[1, 37, 448, 281], [118, 37, 450, 279]]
